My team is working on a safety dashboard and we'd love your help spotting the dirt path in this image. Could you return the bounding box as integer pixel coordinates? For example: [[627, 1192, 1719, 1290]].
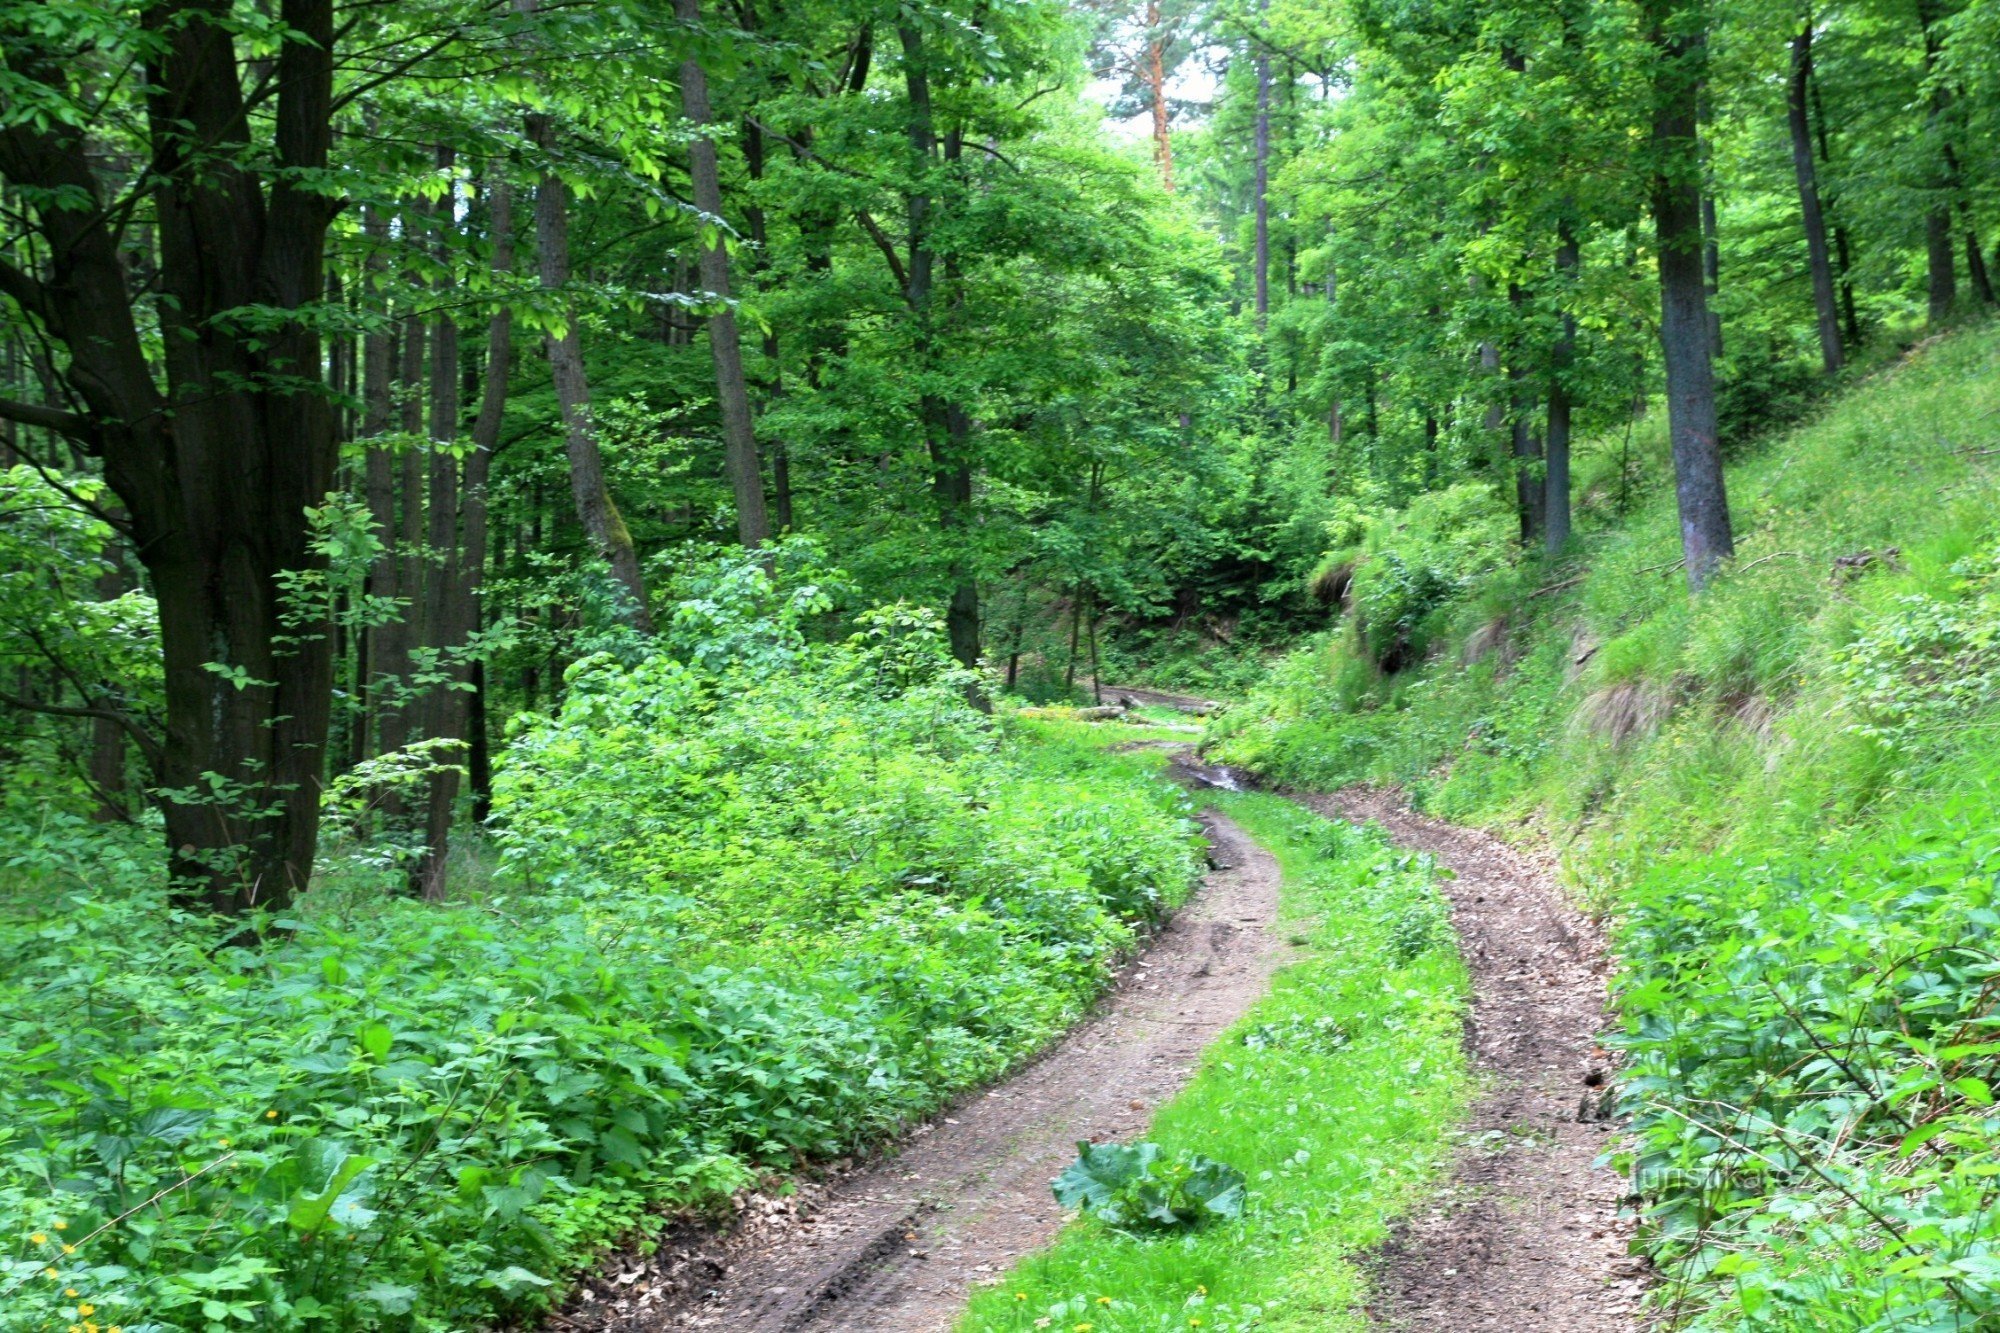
[[564, 811, 1283, 1333], [1292, 786, 1647, 1331]]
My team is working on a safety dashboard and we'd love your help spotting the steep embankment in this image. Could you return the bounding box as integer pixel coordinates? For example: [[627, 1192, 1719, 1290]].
[[1213, 324, 2000, 1327]]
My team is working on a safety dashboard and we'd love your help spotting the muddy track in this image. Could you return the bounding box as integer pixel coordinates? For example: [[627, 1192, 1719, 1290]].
[[1292, 786, 1648, 1331], [560, 811, 1283, 1333]]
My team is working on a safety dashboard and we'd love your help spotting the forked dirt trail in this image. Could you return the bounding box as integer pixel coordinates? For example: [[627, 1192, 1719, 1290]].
[[1294, 786, 1648, 1331], [564, 811, 1283, 1333]]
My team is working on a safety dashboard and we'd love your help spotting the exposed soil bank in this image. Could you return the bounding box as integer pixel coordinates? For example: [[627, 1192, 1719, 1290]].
[[560, 811, 1283, 1332], [1293, 786, 1647, 1331]]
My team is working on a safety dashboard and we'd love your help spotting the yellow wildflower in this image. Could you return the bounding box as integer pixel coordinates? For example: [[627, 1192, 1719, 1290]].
[[265, 1110, 278, 1119], [1014, 1292, 1028, 1301], [52, 1221, 67, 1231], [64, 1288, 77, 1298], [79, 1305, 95, 1317], [44, 1269, 58, 1280], [30, 1233, 46, 1245], [62, 1244, 75, 1254], [1096, 1296, 1112, 1305]]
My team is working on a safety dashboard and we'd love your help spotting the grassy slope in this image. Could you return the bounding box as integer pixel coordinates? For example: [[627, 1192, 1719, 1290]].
[[1211, 324, 2000, 1327], [960, 780, 1469, 1333]]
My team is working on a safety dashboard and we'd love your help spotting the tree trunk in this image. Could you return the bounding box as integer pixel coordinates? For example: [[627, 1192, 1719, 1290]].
[[460, 177, 512, 828], [1788, 21, 1843, 374], [1646, 0, 1734, 592], [898, 21, 983, 686], [1700, 190, 1723, 356], [677, 0, 771, 548], [1917, 0, 1959, 325], [1146, 0, 1174, 191], [1252, 3, 1271, 325], [0, 0, 341, 913], [1507, 283, 1543, 546], [1805, 66, 1862, 344], [1546, 224, 1577, 553], [525, 112, 655, 632]]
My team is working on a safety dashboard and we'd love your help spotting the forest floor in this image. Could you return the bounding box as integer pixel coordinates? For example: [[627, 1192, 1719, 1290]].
[[1296, 785, 1649, 1331], [557, 808, 1286, 1332]]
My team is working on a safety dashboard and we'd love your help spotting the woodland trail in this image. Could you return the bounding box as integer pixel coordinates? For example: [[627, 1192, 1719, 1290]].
[[1293, 786, 1649, 1331], [559, 810, 1285, 1332]]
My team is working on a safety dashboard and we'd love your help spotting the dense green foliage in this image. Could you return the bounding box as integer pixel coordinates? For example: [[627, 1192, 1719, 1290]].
[[0, 556, 1200, 1330], [963, 786, 1468, 1333], [6, 0, 2000, 1322], [1215, 324, 2000, 1325]]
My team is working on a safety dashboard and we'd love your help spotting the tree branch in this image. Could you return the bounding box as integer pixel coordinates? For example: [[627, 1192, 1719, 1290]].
[[0, 689, 163, 769], [854, 209, 910, 297], [0, 395, 93, 443]]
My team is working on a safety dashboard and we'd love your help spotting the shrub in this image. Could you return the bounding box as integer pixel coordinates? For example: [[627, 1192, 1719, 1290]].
[[0, 546, 1202, 1331]]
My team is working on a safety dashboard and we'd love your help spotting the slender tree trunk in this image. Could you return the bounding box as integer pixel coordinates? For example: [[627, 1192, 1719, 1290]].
[[1146, 0, 1174, 192], [358, 208, 395, 770], [1805, 67, 1862, 344], [677, 0, 771, 547], [1546, 224, 1577, 553], [1788, 21, 1843, 374], [1646, 0, 1734, 591], [1507, 283, 1542, 546], [417, 250, 461, 898], [1700, 190, 1723, 356], [461, 178, 512, 826], [525, 112, 655, 631], [1252, 4, 1271, 325]]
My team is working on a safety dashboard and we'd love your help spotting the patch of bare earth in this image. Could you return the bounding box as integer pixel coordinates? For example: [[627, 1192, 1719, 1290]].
[[1292, 786, 1648, 1332], [556, 811, 1284, 1333]]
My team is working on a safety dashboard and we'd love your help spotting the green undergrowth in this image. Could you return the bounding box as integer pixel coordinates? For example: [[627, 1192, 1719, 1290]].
[[1212, 323, 2000, 1327], [0, 549, 1203, 1333], [959, 787, 1469, 1333]]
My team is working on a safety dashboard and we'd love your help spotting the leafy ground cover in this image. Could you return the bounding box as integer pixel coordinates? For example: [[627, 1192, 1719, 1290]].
[[1211, 324, 2000, 1327], [959, 786, 1469, 1333], [0, 554, 1202, 1333]]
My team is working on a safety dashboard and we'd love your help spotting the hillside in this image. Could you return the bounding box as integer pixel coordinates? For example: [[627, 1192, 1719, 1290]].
[[1211, 323, 2000, 1326]]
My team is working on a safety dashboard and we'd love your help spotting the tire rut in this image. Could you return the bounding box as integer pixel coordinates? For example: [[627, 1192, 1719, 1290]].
[[564, 810, 1284, 1333], [1289, 786, 1649, 1331]]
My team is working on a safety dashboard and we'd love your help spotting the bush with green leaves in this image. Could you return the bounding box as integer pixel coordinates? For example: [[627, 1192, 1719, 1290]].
[[0, 544, 1201, 1332]]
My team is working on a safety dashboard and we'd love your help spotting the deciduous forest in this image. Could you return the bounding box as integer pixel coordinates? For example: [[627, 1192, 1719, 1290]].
[[3, 0, 2000, 1326]]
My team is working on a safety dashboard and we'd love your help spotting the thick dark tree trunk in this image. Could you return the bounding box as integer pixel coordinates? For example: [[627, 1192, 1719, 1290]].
[[0, 0, 340, 914], [898, 22, 983, 687], [1788, 22, 1843, 374], [677, 0, 771, 548], [525, 113, 655, 632], [1646, 0, 1734, 592], [1918, 0, 1960, 325]]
